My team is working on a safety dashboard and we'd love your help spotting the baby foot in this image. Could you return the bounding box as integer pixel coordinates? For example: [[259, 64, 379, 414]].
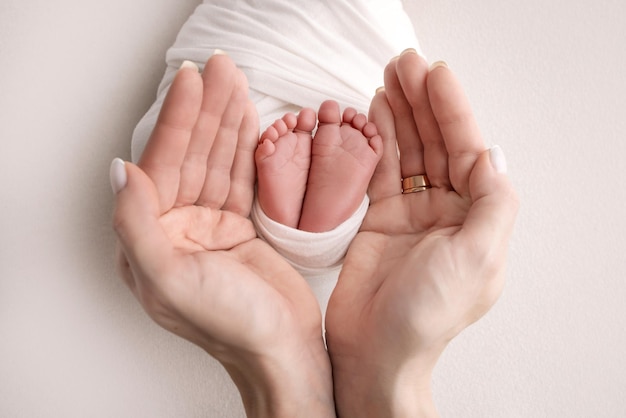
[[298, 100, 383, 232], [255, 108, 317, 228]]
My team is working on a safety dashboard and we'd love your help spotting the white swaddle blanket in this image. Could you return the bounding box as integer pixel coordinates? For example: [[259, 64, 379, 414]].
[[131, 0, 421, 314], [133, 0, 421, 160]]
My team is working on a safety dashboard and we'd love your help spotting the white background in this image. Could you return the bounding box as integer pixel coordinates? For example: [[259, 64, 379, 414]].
[[1, 0, 625, 416]]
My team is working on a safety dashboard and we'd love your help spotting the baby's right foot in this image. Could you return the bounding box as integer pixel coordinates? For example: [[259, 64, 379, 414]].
[[298, 100, 383, 232], [255, 109, 317, 228]]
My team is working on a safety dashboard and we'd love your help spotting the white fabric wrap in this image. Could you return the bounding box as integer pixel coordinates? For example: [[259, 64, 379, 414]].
[[251, 196, 369, 314], [131, 0, 421, 161], [251, 197, 368, 272]]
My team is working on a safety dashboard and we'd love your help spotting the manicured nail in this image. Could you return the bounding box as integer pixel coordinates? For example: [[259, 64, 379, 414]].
[[213, 48, 227, 56], [180, 60, 198, 71], [110, 158, 127, 194], [429, 60, 449, 71], [375, 86, 385, 94], [489, 145, 508, 174], [400, 47, 418, 56]]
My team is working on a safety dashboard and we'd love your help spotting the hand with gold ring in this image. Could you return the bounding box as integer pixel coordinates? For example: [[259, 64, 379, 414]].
[[325, 49, 519, 417]]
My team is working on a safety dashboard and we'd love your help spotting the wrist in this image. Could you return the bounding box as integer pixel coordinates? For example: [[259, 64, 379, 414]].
[[221, 337, 336, 418], [329, 352, 439, 418]]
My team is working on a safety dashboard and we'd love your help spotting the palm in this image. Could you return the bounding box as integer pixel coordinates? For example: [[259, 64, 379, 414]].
[[154, 205, 320, 356], [327, 189, 484, 361]]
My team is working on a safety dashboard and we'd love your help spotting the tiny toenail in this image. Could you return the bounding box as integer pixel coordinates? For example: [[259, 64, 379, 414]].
[[400, 48, 418, 56], [375, 86, 385, 95]]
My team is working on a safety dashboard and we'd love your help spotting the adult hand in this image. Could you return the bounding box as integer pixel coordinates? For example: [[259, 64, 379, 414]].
[[326, 50, 519, 417], [111, 55, 334, 418]]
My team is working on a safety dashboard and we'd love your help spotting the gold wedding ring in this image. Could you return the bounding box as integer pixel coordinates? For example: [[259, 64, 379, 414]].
[[402, 174, 432, 194]]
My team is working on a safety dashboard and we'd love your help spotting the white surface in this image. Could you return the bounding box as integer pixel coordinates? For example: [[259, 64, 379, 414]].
[[1, 0, 625, 417]]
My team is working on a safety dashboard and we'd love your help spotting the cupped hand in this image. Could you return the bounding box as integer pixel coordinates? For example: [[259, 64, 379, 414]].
[[325, 51, 519, 416], [112, 55, 334, 417]]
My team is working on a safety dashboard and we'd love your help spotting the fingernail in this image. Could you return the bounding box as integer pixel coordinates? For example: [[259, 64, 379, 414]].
[[110, 158, 127, 194], [489, 145, 508, 174], [179, 60, 199, 71], [375, 86, 385, 95], [213, 48, 227, 56], [400, 47, 418, 56], [429, 60, 449, 71]]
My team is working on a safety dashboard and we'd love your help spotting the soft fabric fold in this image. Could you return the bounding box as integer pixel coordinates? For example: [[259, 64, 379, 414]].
[[251, 195, 369, 316], [132, 0, 421, 161]]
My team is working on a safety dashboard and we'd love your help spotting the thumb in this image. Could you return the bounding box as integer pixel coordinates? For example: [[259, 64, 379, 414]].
[[110, 158, 175, 280], [456, 146, 520, 260]]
